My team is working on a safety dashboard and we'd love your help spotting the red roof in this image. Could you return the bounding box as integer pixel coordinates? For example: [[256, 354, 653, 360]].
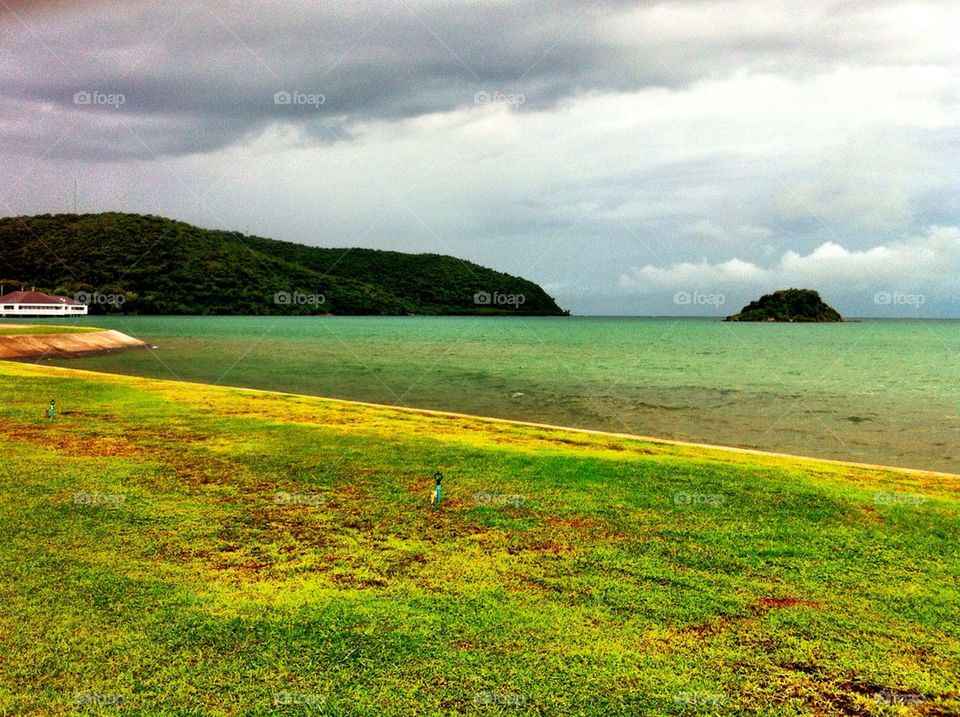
[[0, 290, 84, 306]]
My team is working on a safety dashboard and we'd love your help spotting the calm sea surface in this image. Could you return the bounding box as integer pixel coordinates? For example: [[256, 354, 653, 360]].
[[21, 316, 960, 473]]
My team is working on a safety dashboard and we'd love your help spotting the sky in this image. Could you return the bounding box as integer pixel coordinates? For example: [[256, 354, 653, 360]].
[[1, 0, 958, 316]]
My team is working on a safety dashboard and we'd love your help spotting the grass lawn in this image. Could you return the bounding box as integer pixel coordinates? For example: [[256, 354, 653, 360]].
[[0, 324, 101, 336], [0, 361, 957, 716]]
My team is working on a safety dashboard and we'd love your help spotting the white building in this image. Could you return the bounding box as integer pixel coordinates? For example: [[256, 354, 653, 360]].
[[0, 290, 88, 317]]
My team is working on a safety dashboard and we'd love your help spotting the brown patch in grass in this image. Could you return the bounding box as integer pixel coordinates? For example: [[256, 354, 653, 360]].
[[384, 552, 429, 577], [538, 539, 573, 555], [257, 513, 336, 548], [171, 462, 227, 486], [673, 599, 821, 642], [404, 479, 437, 496], [122, 425, 212, 446], [0, 422, 147, 459], [857, 505, 884, 524], [329, 573, 389, 589], [602, 443, 628, 452], [756, 597, 823, 610]]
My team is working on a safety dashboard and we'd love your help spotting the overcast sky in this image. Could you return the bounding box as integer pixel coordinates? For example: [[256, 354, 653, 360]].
[[2, 0, 958, 316]]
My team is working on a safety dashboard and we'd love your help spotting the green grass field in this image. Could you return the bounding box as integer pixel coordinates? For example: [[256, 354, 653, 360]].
[[0, 361, 957, 716], [0, 324, 100, 336]]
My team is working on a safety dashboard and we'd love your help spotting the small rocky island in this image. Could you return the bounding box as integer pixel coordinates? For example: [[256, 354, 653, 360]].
[[726, 289, 842, 322]]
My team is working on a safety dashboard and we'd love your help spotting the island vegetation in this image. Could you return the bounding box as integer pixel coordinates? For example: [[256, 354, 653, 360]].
[[0, 213, 568, 316], [726, 289, 842, 322]]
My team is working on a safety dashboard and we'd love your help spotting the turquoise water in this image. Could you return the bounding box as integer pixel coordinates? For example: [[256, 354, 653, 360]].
[[20, 316, 960, 472]]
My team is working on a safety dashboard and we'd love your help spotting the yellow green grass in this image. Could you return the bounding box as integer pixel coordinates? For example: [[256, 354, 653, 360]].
[[0, 361, 957, 716], [0, 323, 101, 336]]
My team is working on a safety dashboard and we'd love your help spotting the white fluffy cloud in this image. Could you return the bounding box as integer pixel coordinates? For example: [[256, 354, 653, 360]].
[[619, 225, 960, 316], [619, 257, 767, 290]]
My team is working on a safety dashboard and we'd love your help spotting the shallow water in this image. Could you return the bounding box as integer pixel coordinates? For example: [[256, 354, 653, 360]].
[[19, 315, 960, 473]]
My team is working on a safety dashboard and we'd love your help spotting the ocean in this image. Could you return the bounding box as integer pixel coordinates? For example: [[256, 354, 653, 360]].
[[25, 315, 960, 473]]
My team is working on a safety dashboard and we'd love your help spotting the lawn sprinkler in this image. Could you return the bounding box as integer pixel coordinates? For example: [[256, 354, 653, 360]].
[[47, 399, 55, 421], [433, 471, 443, 507]]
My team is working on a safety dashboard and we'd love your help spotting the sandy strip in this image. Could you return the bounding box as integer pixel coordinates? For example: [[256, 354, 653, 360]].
[[0, 329, 148, 359]]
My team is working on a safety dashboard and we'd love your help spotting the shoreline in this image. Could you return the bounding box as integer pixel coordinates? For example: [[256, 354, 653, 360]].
[[0, 329, 148, 359], [3, 359, 957, 481]]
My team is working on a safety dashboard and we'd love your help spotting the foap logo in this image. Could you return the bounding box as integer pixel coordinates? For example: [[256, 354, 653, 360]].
[[73, 692, 125, 706], [474, 491, 526, 507], [674, 491, 725, 507], [272, 692, 325, 706], [673, 290, 726, 308], [473, 691, 526, 707], [75, 291, 125, 307], [73, 491, 126, 507], [673, 691, 726, 707], [874, 690, 925, 706], [273, 491, 327, 506], [873, 291, 925, 309], [874, 491, 927, 507], [273, 90, 325, 108], [474, 90, 525, 107], [473, 291, 526, 308], [73, 90, 125, 109], [274, 291, 325, 306]]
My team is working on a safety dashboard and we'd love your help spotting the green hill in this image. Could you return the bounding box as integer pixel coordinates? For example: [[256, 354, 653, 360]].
[[0, 213, 568, 316], [726, 289, 841, 322]]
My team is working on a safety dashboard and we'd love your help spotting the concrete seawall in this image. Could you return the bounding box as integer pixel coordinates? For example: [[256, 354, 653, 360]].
[[0, 330, 148, 359]]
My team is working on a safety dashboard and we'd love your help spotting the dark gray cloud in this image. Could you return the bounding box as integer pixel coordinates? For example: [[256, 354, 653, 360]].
[[2, 1, 615, 158], [3, 0, 953, 160]]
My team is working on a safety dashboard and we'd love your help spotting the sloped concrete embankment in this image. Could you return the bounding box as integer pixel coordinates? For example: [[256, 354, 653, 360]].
[[0, 330, 148, 359]]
